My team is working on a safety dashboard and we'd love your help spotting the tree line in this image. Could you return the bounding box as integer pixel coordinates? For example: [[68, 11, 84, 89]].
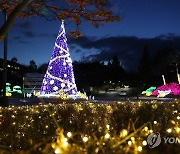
[[1, 46, 179, 92]]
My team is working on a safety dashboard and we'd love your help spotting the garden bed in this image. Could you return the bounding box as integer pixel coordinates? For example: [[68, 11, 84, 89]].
[[0, 100, 179, 153]]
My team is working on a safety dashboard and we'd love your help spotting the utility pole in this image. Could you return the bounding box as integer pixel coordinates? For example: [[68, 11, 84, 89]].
[[2, 10, 8, 106]]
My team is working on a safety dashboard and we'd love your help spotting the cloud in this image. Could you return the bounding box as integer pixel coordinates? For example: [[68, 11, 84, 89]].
[[22, 31, 35, 38], [17, 21, 32, 29], [38, 33, 53, 37], [70, 34, 180, 71], [14, 36, 21, 40], [69, 45, 76, 50], [15, 22, 56, 39], [74, 49, 82, 53], [18, 40, 30, 44], [17, 30, 56, 39]]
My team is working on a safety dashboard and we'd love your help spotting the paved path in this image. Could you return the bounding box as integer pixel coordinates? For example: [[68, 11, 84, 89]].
[[6, 96, 175, 106]]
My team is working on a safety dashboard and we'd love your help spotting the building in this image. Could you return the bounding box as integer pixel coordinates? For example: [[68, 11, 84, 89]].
[[0, 58, 27, 90], [23, 73, 44, 94]]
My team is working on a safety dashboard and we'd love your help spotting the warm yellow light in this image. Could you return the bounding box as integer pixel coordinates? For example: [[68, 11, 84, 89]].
[[62, 138, 68, 143], [167, 128, 172, 133], [175, 127, 180, 133], [51, 143, 56, 148], [62, 141, 68, 147], [45, 125, 48, 128], [95, 147, 99, 153], [121, 129, 128, 137], [144, 127, 148, 131], [55, 148, 61, 154], [83, 136, 88, 142], [171, 120, 175, 125], [105, 133, 110, 139], [11, 115, 15, 118], [162, 75, 166, 85], [128, 141, 132, 145], [153, 121, 157, 124], [131, 137, 135, 141], [137, 146, 142, 152], [177, 116, 180, 120], [142, 140, 147, 146], [149, 130, 153, 133], [174, 110, 178, 113], [67, 132, 72, 138], [106, 124, 110, 130]]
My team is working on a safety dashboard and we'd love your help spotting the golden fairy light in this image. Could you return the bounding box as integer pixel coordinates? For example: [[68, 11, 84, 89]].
[[67, 132, 72, 138], [55, 148, 61, 154], [144, 127, 148, 131], [106, 124, 110, 130], [149, 130, 153, 133], [153, 121, 157, 124], [128, 141, 132, 145], [120, 129, 128, 137], [142, 140, 147, 146], [175, 127, 180, 133], [167, 128, 172, 133], [83, 136, 88, 142], [137, 146, 142, 152], [105, 133, 110, 139]]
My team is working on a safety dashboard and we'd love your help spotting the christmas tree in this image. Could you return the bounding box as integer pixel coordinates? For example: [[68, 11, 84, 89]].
[[40, 20, 78, 97]]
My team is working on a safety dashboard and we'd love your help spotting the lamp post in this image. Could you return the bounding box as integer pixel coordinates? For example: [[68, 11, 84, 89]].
[[2, 10, 8, 106]]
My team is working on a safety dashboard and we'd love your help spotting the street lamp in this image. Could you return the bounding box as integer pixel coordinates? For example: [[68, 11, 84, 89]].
[[2, 10, 8, 106]]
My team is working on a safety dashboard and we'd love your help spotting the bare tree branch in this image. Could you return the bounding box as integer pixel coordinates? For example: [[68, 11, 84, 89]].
[[0, 0, 34, 41]]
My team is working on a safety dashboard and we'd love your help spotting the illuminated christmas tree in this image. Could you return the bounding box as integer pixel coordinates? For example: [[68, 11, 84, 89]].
[[40, 20, 78, 97]]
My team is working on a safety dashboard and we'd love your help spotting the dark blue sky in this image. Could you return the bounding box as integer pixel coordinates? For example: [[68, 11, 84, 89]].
[[0, 0, 180, 71]]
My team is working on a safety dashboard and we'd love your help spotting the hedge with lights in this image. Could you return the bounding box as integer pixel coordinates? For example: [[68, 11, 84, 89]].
[[0, 100, 179, 153]]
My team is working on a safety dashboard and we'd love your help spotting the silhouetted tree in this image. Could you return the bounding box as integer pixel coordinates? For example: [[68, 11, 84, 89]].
[[153, 47, 180, 82], [138, 45, 152, 83], [29, 60, 37, 72], [107, 59, 111, 66], [11, 57, 18, 63], [111, 55, 124, 83], [112, 55, 120, 67], [37, 63, 48, 73]]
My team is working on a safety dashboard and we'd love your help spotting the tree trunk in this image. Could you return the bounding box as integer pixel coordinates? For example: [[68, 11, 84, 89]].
[[0, 0, 33, 41]]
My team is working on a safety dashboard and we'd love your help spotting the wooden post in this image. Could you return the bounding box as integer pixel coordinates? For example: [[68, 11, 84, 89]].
[[2, 10, 8, 106]]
